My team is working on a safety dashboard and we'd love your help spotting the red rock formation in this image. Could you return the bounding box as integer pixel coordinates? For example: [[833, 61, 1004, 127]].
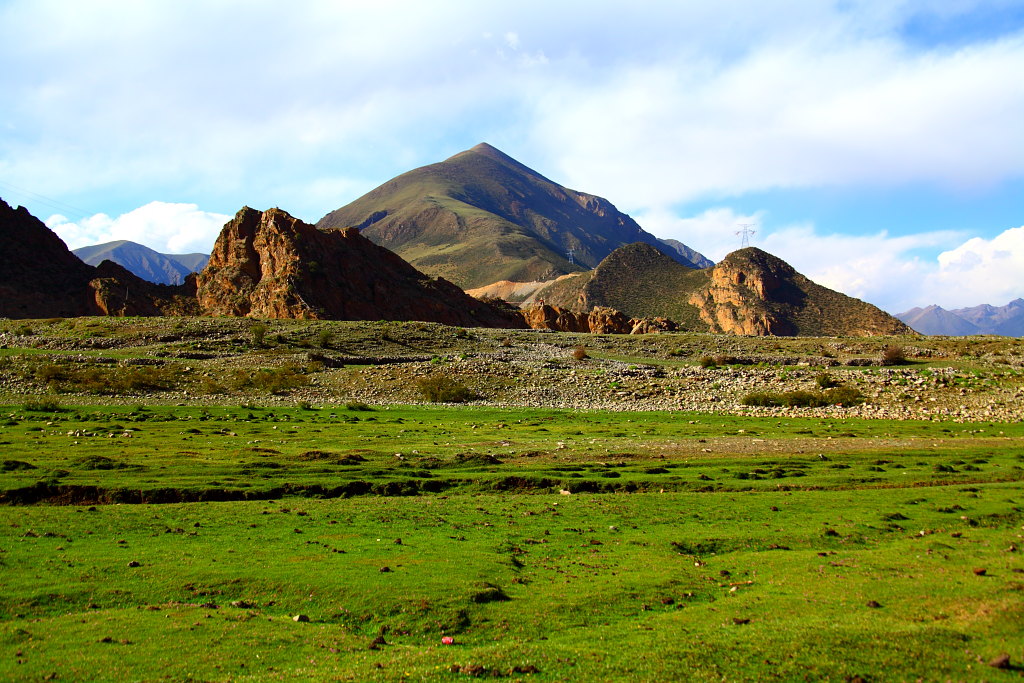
[[520, 304, 674, 334], [688, 248, 911, 337], [196, 207, 524, 328]]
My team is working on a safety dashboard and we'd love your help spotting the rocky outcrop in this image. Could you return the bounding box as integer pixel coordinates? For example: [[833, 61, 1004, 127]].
[[196, 206, 524, 328], [0, 198, 194, 318], [520, 304, 677, 334], [89, 262, 200, 316], [688, 250, 796, 335], [689, 248, 911, 337]]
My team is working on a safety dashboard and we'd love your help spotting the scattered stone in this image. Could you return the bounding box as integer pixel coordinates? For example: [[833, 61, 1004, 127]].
[[292, 614, 309, 622], [127, 561, 141, 568], [379, 566, 392, 573], [973, 567, 987, 576], [866, 600, 882, 609], [732, 617, 750, 625], [988, 654, 1011, 669]]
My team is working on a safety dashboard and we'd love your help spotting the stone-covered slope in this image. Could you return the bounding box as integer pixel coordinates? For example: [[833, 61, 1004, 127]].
[[196, 206, 524, 328], [317, 143, 707, 288]]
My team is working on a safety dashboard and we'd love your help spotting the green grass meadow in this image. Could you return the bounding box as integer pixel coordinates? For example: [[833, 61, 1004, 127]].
[[2, 404, 1022, 680]]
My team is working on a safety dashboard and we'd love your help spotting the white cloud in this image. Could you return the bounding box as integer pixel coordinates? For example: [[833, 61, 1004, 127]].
[[534, 33, 1024, 209], [5, 1, 1023, 218], [729, 223, 1024, 313], [928, 226, 1024, 307], [634, 207, 766, 262], [46, 202, 230, 254]]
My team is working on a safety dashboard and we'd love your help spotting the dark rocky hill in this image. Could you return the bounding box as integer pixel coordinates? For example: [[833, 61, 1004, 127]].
[[317, 143, 708, 288], [535, 244, 911, 337], [0, 198, 197, 318], [197, 206, 524, 328], [74, 240, 209, 285]]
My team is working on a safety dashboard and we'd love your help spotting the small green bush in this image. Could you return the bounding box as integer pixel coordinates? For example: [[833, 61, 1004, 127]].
[[230, 365, 310, 395], [251, 323, 267, 347], [699, 356, 717, 368], [416, 376, 477, 403], [23, 398, 62, 412], [815, 373, 839, 389], [345, 401, 374, 412]]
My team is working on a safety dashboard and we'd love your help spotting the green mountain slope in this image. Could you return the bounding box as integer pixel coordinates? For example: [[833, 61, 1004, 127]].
[[317, 143, 706, 289]]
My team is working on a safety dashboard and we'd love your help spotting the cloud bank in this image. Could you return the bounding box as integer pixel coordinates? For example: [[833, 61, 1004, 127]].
[[661, 219, 1024, 313], [2, 1, 1022, 313]]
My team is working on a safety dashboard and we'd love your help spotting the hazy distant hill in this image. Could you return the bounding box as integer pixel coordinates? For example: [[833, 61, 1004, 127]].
[[661, 238, 714, 269], [537, 244, 910, 336], [898, 299, 1024, 336], [317, 143, 709, 289], [73, 240, 209, 285]]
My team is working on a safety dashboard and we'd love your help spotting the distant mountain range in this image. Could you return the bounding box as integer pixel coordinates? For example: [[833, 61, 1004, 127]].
[[73, 240, 209, 285], [897, 300, 1024, 336], [317, 143, 710, 289], [0, 137, 920, 340]]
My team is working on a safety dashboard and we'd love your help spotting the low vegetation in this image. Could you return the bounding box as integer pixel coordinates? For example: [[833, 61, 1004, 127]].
[[0, 316, 1021, 680]]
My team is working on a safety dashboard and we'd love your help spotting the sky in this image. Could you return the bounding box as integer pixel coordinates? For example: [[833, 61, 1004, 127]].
[[2, 0, 1024, 314]]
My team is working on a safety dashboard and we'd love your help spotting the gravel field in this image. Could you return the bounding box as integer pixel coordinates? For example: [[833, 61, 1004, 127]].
[[0, 317, 1021, 422]]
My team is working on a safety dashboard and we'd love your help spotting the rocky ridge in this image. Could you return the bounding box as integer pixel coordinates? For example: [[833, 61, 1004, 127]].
[[196, 206, 524, 328]]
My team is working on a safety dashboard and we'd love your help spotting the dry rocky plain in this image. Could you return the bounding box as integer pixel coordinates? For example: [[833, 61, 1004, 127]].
[[0, 316, 1020, 424]]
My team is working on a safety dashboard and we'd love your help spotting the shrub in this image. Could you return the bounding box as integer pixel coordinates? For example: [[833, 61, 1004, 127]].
[[230, 365, 310, 395], [741, 387, 864, 408], [317, 330, 333, 348], [880, 345, 906, 366], [23, 398, 62, 412], [345, 401, 374, 411], [251, 323, 267, 347], [416, 376, 477, 403], [573, 345, 589, 361], [699, 356, 717, 368], [815, 373, 840, 389], [824, 386, 864, 406]]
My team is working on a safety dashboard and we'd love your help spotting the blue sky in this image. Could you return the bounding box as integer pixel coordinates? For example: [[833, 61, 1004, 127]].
[[2, 0, 1023, 313]]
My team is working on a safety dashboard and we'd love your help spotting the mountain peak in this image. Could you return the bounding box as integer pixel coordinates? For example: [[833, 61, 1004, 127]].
[[318, 146, 708, 288]]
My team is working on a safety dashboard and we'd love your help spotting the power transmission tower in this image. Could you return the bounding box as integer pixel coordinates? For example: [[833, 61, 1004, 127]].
[[735, 223, 756, 248], [567, 248, 575, 266]]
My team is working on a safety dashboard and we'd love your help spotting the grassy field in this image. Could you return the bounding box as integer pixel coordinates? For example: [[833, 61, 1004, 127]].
[[1, 318, 1022, 680], [2, 402, 1023, 681]]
